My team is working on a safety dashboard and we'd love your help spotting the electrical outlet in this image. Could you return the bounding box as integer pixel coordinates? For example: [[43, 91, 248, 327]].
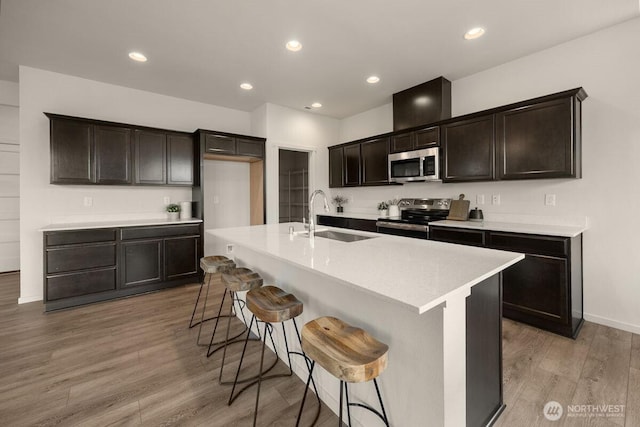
[[163, 196, 170, 205], [476, 194, 485, 205], [226, 244, 234, 254], [83, 196, 93, 207], [492, 194, 501, 205], [545, 194, 556, 206]]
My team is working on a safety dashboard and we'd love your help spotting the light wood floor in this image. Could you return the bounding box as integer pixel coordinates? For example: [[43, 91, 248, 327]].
[[0, 272, 638, 426]]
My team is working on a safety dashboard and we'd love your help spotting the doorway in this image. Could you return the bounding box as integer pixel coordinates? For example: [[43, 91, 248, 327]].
[[278, 149, 309, 223]]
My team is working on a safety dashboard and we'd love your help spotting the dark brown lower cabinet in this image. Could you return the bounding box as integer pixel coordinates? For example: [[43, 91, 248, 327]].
[[44, 223, 201, 311], [430, 226, 583, 338], [121, 240, 163, 287], [316, 215, 378, 233]]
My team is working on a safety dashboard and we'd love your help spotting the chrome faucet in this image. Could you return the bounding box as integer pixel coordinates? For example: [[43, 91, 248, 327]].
[[308, 189, 330, 239]]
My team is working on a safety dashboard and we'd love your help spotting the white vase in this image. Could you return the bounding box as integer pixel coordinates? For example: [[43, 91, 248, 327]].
[[388, 205, 400, 217], [167, 212, 179, 221], [378, 209, 388, 218]]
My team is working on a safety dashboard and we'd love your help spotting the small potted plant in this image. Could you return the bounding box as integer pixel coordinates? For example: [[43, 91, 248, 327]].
[[166, 203, 181, 221], [377, 201, 389, 217], [388, 199, 400, 217], [332, 195, 348, 213]]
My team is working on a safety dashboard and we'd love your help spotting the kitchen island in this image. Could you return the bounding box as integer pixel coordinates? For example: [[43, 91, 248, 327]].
[[207, 223, 523, 427]]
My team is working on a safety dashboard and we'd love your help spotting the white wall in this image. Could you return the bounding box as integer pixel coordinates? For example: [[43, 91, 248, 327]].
[[202, 160, 250, 255], [19, 66, 252, 303], [262, 103, 340, 224], [336, 18, 640, 334], [0, 80, 20, 272]]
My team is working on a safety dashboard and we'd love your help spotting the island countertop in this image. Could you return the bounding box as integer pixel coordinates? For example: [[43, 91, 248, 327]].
[[207, 223, 523, 314]]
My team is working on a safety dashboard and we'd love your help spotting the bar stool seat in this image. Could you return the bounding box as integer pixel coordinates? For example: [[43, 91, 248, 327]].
[[222, 267, 263, 292], [188, 255, 236, 346], [247, 286, 304, 323], [298, 316, 390, 426]]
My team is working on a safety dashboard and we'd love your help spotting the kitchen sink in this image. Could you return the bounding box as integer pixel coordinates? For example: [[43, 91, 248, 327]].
[[313, 230, 377, 242]]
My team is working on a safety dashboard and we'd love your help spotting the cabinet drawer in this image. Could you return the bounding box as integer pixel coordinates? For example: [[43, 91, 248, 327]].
[[46, 268, 116, 301], [348, 219, 378, 233], [430, 227, 487, 247], [46, 229, 117, 246], [236, 138, 264, 158], [204, 134, 235, 155], [489, 232, 568, 257], [317, 215, 347, 229], [121, 224, 200, 240], [47, 243, 116, 274]]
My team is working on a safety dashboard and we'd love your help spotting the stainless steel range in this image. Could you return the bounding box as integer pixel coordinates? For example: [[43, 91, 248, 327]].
[[376, 198, 452, 239]]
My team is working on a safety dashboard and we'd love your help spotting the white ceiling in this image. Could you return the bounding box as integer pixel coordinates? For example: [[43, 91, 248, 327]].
[[0, 0, 638, 119]]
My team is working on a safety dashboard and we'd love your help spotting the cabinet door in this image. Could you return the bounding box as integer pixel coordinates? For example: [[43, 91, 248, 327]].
[[204, 133, 235, 155], [328, 146, 344, 188], [167, 134, 194, 185], [50, 118, 94, 184], [236, 138, 264, 158], [496, 97, 575, 179], [164, 236, 199, 280], [343, 144, 361, 186], [414, 126, 439, 148], [361, 137, 390, 185], [502, 254, 568, 325], [442, 115, 495, 182], [134, 130, 166, 184], [390, 132, 413, 153], [121, 240, 163, 288], [94, 125, 133, 184]]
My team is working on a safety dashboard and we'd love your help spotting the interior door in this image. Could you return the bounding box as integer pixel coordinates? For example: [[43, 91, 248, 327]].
[[0, 104, 19, 272]]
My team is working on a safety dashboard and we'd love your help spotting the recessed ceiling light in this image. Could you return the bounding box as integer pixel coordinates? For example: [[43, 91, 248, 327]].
[[464, 27, 485, 40], [240, 83, 253, 90], [311, 102, 322, 108], [286, 40, 302, 52], [128, 52, 147, 62], [366, 76, 380, 84]]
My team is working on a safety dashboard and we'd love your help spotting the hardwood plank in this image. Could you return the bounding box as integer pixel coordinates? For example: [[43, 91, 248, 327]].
[[626, 368, 640, 427], [539, 321, 597, 382], [631, 334, 640, 371]]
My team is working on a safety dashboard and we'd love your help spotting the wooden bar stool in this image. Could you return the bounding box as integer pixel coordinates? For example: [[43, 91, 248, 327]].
[[297, 316, 389, 427], [207, 267, 264, 358], [228, 285, 321, 427], [188, 255, 236, 346]]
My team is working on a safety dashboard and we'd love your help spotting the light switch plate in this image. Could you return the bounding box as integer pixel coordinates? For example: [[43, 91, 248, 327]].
[[545, 194, 556, 206], [492, 194, 501, 205], [476, 194, 485, 205], [83, 196, 93, 207], [163, 196, 170, 205]]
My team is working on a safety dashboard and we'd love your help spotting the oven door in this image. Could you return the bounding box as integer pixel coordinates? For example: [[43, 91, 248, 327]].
[[376, 221, 429, 239]]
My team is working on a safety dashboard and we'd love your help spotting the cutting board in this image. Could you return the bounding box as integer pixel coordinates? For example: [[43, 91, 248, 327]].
[[447, 194, 470, 221]]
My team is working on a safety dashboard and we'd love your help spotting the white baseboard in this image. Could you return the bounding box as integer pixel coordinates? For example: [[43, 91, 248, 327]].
[[584, 313, 640, 335], [18, 295, 42, 304]]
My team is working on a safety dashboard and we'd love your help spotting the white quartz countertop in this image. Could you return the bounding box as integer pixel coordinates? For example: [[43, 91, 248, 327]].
[[431, 220, 586, 237], [317, 212, 381, 221], [207, 223, 523, 314], [40, 218, 202, 232]]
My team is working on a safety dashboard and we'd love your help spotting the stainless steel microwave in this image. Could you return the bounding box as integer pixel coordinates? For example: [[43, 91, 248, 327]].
[[388, 147, 440, 183]]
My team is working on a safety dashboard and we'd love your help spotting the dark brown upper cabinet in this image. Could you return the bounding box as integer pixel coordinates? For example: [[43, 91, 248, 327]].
[[199, 130, 265, 159], [329, 146, 344, 188], [393, 76, 452, 131], [390, 126, 439, 153], [441, 114, 495, 182], [361, 137, 390, 185], [47, 113, 195, 187], [94, 125, 132, 184], [343, 144, 361, 186], [50, 118, 94, 184], [167, 134, 194, 186], [134, 130, 167, 185], [496, 91, 584, 180]]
